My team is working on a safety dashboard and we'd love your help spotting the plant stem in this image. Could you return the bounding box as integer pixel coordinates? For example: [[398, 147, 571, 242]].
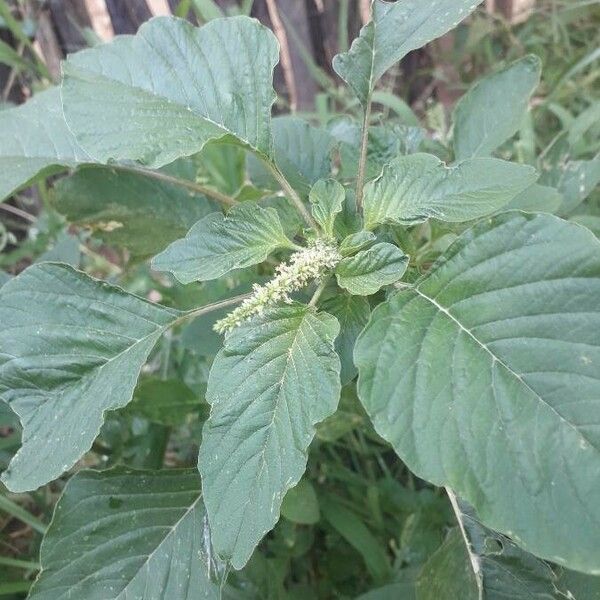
[[0, 202, 35, 223], [110, 165, 238, 208], [355, 98, 372, 215], [309, 277, 330, 307], [174, 293, 253, 327], [0, 495, 46, 535], [264, 161, 318, 229]]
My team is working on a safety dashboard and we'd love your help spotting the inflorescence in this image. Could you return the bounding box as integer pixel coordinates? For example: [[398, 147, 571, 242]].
[[214, 239, 341, 334]]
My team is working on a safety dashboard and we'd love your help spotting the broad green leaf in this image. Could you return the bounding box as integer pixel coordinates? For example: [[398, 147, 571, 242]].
[[363, 154, 537, 229], [339, 231, 377, 257], [0, 264, 180, 492], [558, 569, 600, 600], [357, 583, 415, 600], [199, 305, 341, 569], [557, 157, 600, 215], [309, 179, 345, 236], [281, 479, 320, 525], [571, 215, 600, 239], [247, 116, 334, 196], [152, 204, 294, 284], [506, 183, 562, 213], [355, 212, 600, 573], [336, 242, 408, 295], [453, 55, 542, 161], [333, 0, 484, 106], [0, 88, 89, 202], [416, 530, 478, 600], [52, 164, 215, 258], [125, 378, 200, 426], [61, 16, 278, 167], [322, 293, 371, 385], [321, 494, 391, 582], [28, 468, 221, 599]]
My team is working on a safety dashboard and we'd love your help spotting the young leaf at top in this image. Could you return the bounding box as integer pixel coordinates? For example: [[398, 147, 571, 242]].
[[333, 0, 484, 106], [152, 204, 295, 284], [339, 231, 377, 257], [199, 305, 341, 569], [309, 179, 346, 237], [0, 88, 89, 202], [453, 55, 542, 161], [52, 164, 216, 258], [28, 468, 222, 600], [0, 264, 180, 492], [247, 116, 335, 197], [335, 242, 408, 296], [355, 212, 600, 573], [416, 496, 565, 600], [61, 16, 278, 167], [363, 153, 538, 229]]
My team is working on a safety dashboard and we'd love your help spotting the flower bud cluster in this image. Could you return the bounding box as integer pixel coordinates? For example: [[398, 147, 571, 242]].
[[214, 239, 341, 333]]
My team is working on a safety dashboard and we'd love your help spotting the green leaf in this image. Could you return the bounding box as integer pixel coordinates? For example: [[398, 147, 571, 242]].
[[61, 16, 278, 167], [0, 88, 89, 202], [355, 212, 600, 573], [125, 378, 200, 426], [333, 0, 484, 106], [52, 164, 215, 258], [363, 154, 537, 229], [506, 183, 562, 213], [28, 468, 222, 599], [198, 305, 341, 569], [309, 179, 345, 236], [453, 55, 542, 161], [336, 242, 408, 296], [357, 583, 416, 600], [247, 116, 334, 197], [422, 498, 565, 600], [281, 479, 320, 525], [152, 204, 294, 284], [571, 215, 600, 239], [558, 568, 600, 600], [0, 264, 180, 492], [322, 293, 370, 385], [557, 157, 600, 215], [321, 494, 391, 582], [339, 231, 377, 257], [416, 530, 478, 600]]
